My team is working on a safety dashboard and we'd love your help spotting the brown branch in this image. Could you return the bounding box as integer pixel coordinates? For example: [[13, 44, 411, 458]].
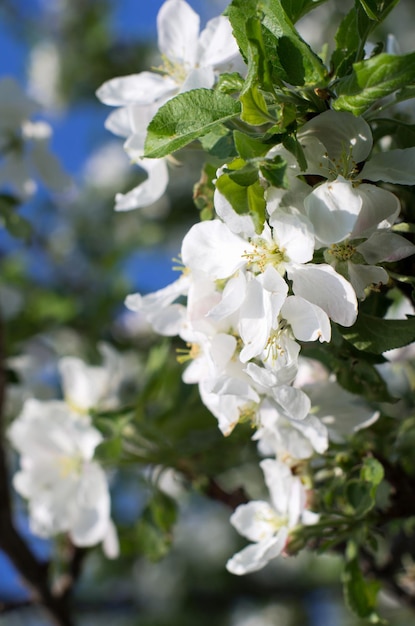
[[0, 314, 74, 626]]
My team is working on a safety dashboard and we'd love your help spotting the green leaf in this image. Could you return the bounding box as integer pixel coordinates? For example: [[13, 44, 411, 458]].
[[261, 0, 327, 86], [361, 457, 384, 487], [340, 313, 415, 354], [216, 172, 266, 233], [226, 0, 327, 86], [0, 194, 32, 240], [280, 0, 330, 22], [334, 52, 415, 115], [342, 556, 381, 619], [144, 89, 241, 158], [150, 491, 178, 533], [216, 72, 245, 94], [199, 126, 237, 160], [234, 130, 269, 159], [227, 161, 259, 186], [357, 0, 400, 22], [346, 480, 375, 517], [260, 155, 288, 187], [135, 516, 172, 562], [331, 8, 360, 77], [240, 85, 273, 125]]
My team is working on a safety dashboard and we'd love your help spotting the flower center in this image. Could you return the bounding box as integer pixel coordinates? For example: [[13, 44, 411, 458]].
[[58, 455, 83, 478], [243, 237, 287, 275], [158, 55, 187, 84], [176, 342, 201, 364], [327, 241, 356, 262]]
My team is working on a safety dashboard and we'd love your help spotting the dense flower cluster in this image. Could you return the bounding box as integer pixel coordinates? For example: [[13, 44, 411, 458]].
[[96, 0, 415, 574], [6, 0, 415, 580], [8, 345, 121, 557]]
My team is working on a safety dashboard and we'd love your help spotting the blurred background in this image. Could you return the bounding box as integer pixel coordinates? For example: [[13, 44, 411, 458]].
[[1, 1, 415, 624]]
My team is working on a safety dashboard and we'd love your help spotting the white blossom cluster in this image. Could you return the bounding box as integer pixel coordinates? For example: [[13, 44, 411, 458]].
[[8, 345, 121, 557], [96, 0, 415, 574]]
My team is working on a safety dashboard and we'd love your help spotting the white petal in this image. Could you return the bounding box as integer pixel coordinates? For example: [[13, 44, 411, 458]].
[[304, 178, 362, 245], [347, 263, 389, 300], [289, 263, 357, 327], [350, 184, 400, 238], [272, 385, 311, 422], [360, 148, 415, 184], [226, 530, 288, 575], [157, 0, 200, 67], [96, 72, 177, 106], [115, 158, 169, 210], [282, 296, 331, 342], [208, 271, 246, 320], [70, 463, 111, 547], [299, 110, 373, 166], [214, 187, 256, 237], [104, 107, 131, 137], [197, 16, 239, 68], [269, 210, 314, 264], [230, 501, 278, 542], [180, 67, 215, 92], [181, 220, 248, 279], [357, 231, 415, 264]]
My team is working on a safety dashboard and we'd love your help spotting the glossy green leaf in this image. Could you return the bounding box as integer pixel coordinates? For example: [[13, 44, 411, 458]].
[[342, 556, 381, 619], [340, 313, 415, 354], [280, 0, 330, 22], [144, 89, 241, 158], [334, 52, 415, 115]]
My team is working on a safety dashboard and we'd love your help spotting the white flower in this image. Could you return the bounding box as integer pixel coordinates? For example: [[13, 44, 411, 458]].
[[226, 459, 314, 575], [8, 399, 117, 555], [299, 110, 415, 246], [58, 343, 123, 413], [96, 0, 241, 210]]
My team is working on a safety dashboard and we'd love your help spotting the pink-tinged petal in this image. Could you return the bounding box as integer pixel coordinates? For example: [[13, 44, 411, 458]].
[[347, 263, 388, 300], [350, 184, 400, 238], [230, 501, 278, 542], [288, 263, 357, 327], [304, 177, 362, 245], [357, 231, 415, 264], [181, 220, 248, 279], [281, 296, 331, 343], [197, 16, 240, 68], [360, 148, 415, 184], [115, 158, 169, 210], [299, 110, 373, 165], [96, 72, 177, 106], [157, 0, 200, 67]]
